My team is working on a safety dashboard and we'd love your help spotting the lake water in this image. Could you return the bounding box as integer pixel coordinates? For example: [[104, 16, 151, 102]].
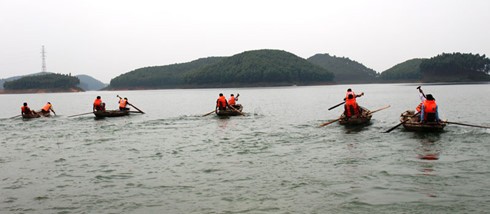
[[1, 83, 489, 213]]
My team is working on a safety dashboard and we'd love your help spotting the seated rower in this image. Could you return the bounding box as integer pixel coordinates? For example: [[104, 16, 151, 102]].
[[21, 102, 36, 116], [119, 97, 130, 111], [41, 102, 56, 115], [93, 96, 105, 112], [344, 94, 362, 118], [228, 93, 241, 109], [216, 93, 230, 112], [344, 88, 364, 101], [419, 94, 440, 123]]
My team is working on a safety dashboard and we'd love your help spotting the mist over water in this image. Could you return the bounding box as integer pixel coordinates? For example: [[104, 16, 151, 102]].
[[1, 84, 489, 213]]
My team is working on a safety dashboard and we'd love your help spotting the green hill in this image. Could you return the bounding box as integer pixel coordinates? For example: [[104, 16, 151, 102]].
[[185, 49, 333, 86], [307, 53, 378, 83], [379, 58, 425, 81], [420, 53, 490, 82], [3, 73, 82, 92], [109, 57, 224, 89], [109, 49, 334, 89]]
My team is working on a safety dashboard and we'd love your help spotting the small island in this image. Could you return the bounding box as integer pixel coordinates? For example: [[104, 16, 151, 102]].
[[0, 73, 83, 94]]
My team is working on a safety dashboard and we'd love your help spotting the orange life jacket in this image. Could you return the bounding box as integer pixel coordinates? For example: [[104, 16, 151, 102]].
[[42, 103, 51, 111], [423, 100, 437, 114], [228, 96, 236, 105], [346, 91, 356, 102], [94, 98, 102, 107], [21, 106, 31, 114], [344, 98, 359, 117], [119, 99, 127, 108], [217, 96, 227, 108]]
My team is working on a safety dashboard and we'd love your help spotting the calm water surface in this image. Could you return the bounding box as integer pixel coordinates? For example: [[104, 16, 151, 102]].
[[1, 84, 489, 213]]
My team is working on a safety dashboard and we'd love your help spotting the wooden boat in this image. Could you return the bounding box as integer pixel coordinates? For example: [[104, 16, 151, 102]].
[[22, 112, 51, 119], [400, 110, 446, 132], [93, 110, 130, 118], [339, 106, 372, 125], [216, 104, 243, 116]]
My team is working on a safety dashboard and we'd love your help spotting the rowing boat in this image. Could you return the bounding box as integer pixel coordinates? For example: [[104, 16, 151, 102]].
[[216, 104, 243, 116], [93, 110, 130, 118], [400, 110, 446, 132], [22, 112, 51, 119], [339, 106, 372, 125]]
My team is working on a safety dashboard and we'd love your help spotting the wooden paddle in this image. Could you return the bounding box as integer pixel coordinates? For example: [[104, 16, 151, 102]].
[[443, 121, 490, 129], [117, 95, 145, 114], [319, 117, 342, 127], [229, 105, 244, 116], [68, 112, 94, 117], [9, 114, 22, 119], [328, 102, 345, 111], [385, 112, 420, 133], [202, 110, 215, 117], [369, 105, 391, 114]]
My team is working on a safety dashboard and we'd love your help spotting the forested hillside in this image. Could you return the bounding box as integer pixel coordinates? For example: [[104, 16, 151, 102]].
[[109, 50, 334, 89], [307, 53, 378, 83], [109, 57, 224, 89], [420, 53, 490, 82], [379, 58, 425, 81], [185, 50, 334, 86], [3, 73, 81, 91]]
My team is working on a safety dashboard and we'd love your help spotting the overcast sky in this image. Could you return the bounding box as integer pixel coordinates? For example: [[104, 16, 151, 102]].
[[1, 0, 489, 83]]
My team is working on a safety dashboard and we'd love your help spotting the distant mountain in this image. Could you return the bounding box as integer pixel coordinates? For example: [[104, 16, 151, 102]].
[[185, 49, 334, 87], [307, 53, 378, 83], [76, 74, 107, 91], [109, 57, 225, 89], [379, 58, 425, 82]]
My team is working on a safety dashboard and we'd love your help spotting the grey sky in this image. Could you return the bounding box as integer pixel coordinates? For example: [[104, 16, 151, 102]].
[[1, 0, 489, 83]]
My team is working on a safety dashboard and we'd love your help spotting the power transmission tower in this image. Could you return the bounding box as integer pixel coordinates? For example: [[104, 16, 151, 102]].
[[41, 45, 47, 72]]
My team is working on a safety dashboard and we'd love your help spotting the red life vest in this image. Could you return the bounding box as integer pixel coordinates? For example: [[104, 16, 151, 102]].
[[344, 98, 359, 117], [119, 99, 127, 108], [228, 96, 236, 105], [94, 98, 102, 110], [423, 100, 437, 113], [346, 91, 356, 102], [21, 106, 31, 114], [217, 96, 227, 108]]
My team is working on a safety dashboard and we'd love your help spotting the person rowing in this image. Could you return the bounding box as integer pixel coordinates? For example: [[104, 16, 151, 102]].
[[228, 93, 241, 109], [119, 97, 130, 111], [216, 93, 230, 113], [21, 102, 37, 116], [41, 102, 56, 115], [93, 96, 105, 112]]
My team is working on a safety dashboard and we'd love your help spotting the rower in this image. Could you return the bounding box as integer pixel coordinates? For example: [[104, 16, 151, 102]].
[[119, 97, 130, 111], [21, 102, 36, 116], [93, 96, 104, 112], [41, 102, 56, 115], [344, 94, 361, 118]]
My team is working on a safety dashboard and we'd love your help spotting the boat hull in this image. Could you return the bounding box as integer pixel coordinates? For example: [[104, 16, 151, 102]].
[[216, 105, 243, 117], [339, 107, 372, 125], [22, 112, 50, 119], [93, 110, 130, 118], [400, 110, 445, 132]]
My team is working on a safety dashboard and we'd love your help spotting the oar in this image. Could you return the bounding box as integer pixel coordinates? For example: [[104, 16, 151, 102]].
[[385, 112, 420, 133], [369, 105, 391, 114], [328, 102, 345, 111], [68, 112, 93, 117], [9, 114, 22, 119], [319, 117, 342, 127], [229, 105, 244, 116], [202, 110, 215, 117], [129, 110, 144, 114], [443, 121, 490, 129], [117, 95, 145, 114]]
